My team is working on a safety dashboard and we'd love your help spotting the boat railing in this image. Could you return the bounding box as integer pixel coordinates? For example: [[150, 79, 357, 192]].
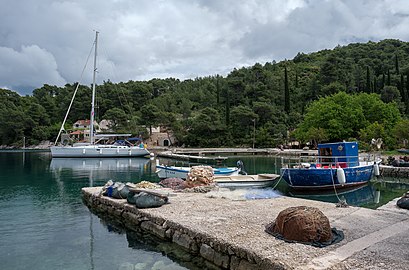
[[283, 155, 375, 169]]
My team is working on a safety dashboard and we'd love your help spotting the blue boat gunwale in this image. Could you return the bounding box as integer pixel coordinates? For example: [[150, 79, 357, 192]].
[[156, 164, 238, 175]]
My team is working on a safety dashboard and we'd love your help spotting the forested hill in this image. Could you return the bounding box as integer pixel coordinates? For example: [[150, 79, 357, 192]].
[[1, 39, 409, 149]]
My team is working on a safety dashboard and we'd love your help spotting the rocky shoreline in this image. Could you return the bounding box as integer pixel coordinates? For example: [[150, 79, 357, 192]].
[[0, 140, 52, 150]]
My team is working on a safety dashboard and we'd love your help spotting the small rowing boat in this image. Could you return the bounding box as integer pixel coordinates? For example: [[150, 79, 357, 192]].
[[213, 174, 279, 188]]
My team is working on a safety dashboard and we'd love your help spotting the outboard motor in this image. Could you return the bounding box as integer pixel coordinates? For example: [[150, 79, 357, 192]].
[[237, 160, 247, 175]]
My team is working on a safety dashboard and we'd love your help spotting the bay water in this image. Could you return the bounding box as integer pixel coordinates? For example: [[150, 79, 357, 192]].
[[0, 151, 407, 270]]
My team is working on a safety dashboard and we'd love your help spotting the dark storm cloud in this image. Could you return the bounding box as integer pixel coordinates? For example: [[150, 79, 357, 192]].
[[0, 0, 408, 95]]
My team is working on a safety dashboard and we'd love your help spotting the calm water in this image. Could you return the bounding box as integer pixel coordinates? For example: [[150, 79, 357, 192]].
[[0, 151, 408, 270]]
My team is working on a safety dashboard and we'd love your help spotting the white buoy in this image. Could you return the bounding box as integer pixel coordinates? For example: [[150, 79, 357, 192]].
[[374, 163, 380, 176], [337, 167, 346, 186]]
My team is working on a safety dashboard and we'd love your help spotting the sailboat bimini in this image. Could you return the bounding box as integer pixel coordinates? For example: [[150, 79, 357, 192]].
[[50, 32, 150, 158]]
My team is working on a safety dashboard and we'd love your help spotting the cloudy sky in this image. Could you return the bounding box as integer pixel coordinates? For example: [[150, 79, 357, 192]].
[[1, 0, 409, 95]]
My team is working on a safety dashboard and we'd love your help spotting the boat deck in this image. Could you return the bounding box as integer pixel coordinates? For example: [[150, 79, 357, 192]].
[[82, 187, 409, 270]]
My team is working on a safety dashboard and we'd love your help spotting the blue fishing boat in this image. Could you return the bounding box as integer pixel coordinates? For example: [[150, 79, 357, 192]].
[[281, 142, 379, 190]]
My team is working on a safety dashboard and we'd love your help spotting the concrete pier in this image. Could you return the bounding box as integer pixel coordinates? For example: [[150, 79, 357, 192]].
[[152, 147, 317, 157], [82, 187, 409, 270], [380, 165, 409, 178]]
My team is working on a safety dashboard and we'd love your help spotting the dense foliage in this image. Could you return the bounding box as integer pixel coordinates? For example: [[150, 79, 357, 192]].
[[2, 39, 409, 149]]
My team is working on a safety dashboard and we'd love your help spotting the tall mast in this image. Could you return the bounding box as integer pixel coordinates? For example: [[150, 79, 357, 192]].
[[90, 31, 98, 144]]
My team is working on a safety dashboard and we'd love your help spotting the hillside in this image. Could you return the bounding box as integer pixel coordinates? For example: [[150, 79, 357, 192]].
[[1, 39, 409, 149]]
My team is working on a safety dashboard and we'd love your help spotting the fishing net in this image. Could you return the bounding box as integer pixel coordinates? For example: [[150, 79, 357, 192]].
[[159, 178, 186, 190], [265, 206, 344, 248], [185, 166, 214, 188], [101, 180, 130, 199], [127, 190, 168, 208], [397, 192, 409, 209]]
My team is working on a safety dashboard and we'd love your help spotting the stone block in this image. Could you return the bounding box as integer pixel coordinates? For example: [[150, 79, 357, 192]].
[[230, 256, 240, 270], [141, 221, 166, 239], [200, 243, 215, 261], [173, 231, 193, 250], [213, 251, 229, 268], [237, 260, 258, 270]]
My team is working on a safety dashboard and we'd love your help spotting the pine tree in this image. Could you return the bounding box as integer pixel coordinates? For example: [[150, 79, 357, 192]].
[[374, 76, 377, 93], [382, 73, 385, 89], [216, 75, 220, 105], [295, 70, 299, 88], [401, 74, 405, 101], [406, 73, 409, 115], [284, 66, 290, 114], [225, 87, 230, 126], [366, 66, 371, 93], [395, 54, 399, 74]]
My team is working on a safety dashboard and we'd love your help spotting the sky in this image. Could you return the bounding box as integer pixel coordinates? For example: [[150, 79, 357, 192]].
[[1, 0, 409, 95]]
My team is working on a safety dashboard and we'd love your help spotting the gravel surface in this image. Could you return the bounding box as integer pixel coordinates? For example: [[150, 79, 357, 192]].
[[84, 187, 409, 269]]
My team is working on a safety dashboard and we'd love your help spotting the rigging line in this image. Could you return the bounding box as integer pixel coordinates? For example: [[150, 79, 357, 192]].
[[100, 44, 137, 122], [54, 38, 96, 145]]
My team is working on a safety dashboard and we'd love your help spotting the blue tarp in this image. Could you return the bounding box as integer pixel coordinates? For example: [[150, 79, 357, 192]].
[[127, 137, 142, 142], [115, 138, 142, 145]]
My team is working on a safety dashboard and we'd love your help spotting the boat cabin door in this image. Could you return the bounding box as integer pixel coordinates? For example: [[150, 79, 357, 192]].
[[319, 147, 333, 167]]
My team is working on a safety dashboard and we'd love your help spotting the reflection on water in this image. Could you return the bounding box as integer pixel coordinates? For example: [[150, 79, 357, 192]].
[[94, 215, 210, 270], [1, 151, 408, 270], [0, 152, 186, 270], [286, 180, 409, 208], [289, 184, 378, 206], [50, 157, 150, 171], [49, 157, 158, 184]]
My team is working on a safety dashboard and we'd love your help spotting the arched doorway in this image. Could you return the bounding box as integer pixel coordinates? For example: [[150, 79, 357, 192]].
[[163, 139, 170, 146]]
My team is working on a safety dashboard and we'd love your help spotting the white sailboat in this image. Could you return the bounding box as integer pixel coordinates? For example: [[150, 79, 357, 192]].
[[51, 32, 150, 158]]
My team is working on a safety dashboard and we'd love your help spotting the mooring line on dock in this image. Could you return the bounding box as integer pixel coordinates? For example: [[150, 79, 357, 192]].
[[300, 217, 409, 270]]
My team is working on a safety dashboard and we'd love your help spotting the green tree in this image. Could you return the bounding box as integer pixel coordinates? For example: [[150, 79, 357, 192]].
[[320, 82, 346, 96], [366, 66, 371, 93], [139, 104, 161, 135], [230, 105, 258, 146], [284, 66, 290, 114], [102, 108, 128, 131], [392, 119, 409, 147], [395, 54, 399, 74], [358, 122, 387, 148], [295, 92, 400, 145], [380, 86, 401, 104], [185, 108, 224, 147]]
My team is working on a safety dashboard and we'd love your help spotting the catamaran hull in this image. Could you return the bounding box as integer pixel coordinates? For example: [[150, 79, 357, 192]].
[[50, 146, 150, 158], [281, 165, 374, 190]]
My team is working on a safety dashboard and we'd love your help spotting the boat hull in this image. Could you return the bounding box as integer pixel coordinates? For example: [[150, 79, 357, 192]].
[[155, 165, 239, 179], [50, 145, 150, 158], [214, 174, 279, 188], [281, 165, 374, 190]]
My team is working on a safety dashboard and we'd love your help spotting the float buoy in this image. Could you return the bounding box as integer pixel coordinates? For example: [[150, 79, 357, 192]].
[[337, 167, 346, 186], [374, 164, 380, 176]]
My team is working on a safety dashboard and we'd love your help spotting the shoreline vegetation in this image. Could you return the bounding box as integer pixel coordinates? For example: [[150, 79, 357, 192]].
[[1, 141, 404, 160], [1, 39, 409, 151]]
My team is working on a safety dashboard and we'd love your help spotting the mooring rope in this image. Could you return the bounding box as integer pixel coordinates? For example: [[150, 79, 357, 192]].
[[330, 166, 348, 207], [272, 167, 286, 190]]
